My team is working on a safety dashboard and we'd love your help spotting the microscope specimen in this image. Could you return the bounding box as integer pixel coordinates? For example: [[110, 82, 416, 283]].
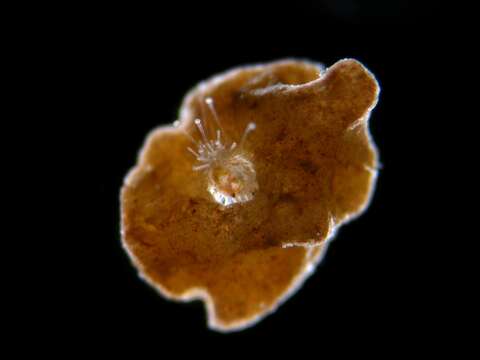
[[121, 59, 380, 331]]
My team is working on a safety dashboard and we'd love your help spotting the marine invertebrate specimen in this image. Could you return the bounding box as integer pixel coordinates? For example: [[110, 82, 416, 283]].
[[121, 59, 380, 331]]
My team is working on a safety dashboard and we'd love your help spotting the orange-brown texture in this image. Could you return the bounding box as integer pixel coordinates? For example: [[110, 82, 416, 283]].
[[121, 59, 380, 331]]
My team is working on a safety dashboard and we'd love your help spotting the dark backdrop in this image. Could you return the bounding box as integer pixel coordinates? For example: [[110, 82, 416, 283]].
[[40, 0, 454, 352]]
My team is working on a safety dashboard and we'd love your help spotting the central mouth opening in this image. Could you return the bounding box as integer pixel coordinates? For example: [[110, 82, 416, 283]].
[[207, 155, 258, 207]]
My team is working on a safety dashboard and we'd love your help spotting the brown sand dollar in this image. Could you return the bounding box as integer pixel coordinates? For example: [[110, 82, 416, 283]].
[[121, 59, 380, 331]]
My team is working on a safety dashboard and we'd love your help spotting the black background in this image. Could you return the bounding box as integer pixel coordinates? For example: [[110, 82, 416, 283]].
[[27, 0, 460, 353]]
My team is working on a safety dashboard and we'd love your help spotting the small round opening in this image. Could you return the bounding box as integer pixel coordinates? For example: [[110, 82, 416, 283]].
[[207, 155, 258, 207]]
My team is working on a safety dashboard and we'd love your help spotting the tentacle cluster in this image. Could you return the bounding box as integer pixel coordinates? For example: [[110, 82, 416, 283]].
[[176, 97, 258, 207]]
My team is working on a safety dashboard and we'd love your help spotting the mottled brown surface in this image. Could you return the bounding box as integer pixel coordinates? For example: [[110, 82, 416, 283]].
[[121, 59, 379, 331]]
